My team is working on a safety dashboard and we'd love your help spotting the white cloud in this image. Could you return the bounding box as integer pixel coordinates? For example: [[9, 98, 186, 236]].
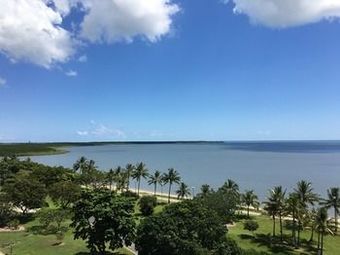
[[0, 77, 6, 87], [0, 0, 76, 68], [77, 121, 126, 139], [226, 0, 340, 28], [77, 130, 88, 136], [0, 0, 179, 68], [78, 55, 87, 62], [65, 70, 78, 76], [80, 0, 180, 43]]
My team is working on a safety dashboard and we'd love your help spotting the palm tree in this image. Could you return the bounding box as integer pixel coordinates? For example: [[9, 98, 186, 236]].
[[294, 180, 319, 246], [73, 156, 87, 174], [320, 187, 340, 233], [125, 164, 135, 191], [241, 190, 259, 218], [162, 168, 181, 203], [199, 184, 211, 198], [131, 162, 149, 195], [285, 193, 302, 247], [264, 197, 279, 238], [106, 169, 115, 191], [265, 186, 286, 242], [315, 207, 333, 255], [148, 170, 162, 195], [176, 182, 191, 200]]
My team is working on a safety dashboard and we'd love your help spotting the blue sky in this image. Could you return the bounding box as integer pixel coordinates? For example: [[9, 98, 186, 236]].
[[1, 0, 340, 142]]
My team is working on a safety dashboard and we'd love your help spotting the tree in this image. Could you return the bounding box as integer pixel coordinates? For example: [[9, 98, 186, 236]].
[[176, 182, 191, 200], [71, 189, 136, 254], [0, 194, 13, 227], [264, 186, 286, 241], [315, 207, 333, 255], [49, 181, 81, 209], [294, 180, 319, 246], [162, 168, 181, 203], [132, 162, 149, 195], [106, 169, 115, 191], [136, 200, 237, 255], [125, 164, 135, 191], [285, 193, 302, 247], [219, 179, 240, 199], [243, 220, 259, 235], [148, 170, 162, 195], [3, 172, 46, 215], [73, 156, 87, 174], [320, 187, 340, 233], [38, 208, 68, 233], [241, 190, 259, 218], [139, 196, 157, 216], [198, 184, 212, 198]]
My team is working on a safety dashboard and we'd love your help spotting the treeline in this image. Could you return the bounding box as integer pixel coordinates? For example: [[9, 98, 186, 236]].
[[0, 156, 339, 255]]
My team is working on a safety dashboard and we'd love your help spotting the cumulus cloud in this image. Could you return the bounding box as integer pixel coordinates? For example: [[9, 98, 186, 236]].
[[65, 70, 78, 76], [0, 0, 76, 68], [78, 55, 87, 62], [0, 77, 6, 87], [80, 0, 180, 43], [77, 121, 126, 139], [0, 0, 179, 68], [225, 0, 340, 28]]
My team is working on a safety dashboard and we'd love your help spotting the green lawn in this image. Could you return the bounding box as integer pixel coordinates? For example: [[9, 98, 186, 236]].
[[228, 214, 340, 255]]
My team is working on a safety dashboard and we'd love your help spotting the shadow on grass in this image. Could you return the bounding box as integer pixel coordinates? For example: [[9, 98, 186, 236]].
[[75, 252, 127, 255]]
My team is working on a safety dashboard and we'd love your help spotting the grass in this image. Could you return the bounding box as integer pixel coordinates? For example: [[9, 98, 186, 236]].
[[228, 214, 340, 255], [0, 144, 67, 156]]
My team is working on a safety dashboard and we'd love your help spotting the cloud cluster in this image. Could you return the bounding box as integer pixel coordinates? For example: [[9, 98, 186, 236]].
[[77, 121, 126, 139], [0, 0, 179, 68], [0, 77, 6, 87], [226, 0, 340, 28]]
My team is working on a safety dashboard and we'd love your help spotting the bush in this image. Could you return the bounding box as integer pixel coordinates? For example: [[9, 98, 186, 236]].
[[121, 190, 140, 200], [8, 219, 20, 230], [243, 220, 259, 234], [138, 196, 157, 216]]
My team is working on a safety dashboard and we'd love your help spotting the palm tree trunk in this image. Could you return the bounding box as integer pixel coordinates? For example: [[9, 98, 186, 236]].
[[297, 220, 301, 247], [272, 215, 276, 237], [317, 230, 320, 251], [309, 225, 314, 243], [279, 213, 283, 242], [168, 182, 172, 204], [137, 178, 141, 195], [127, 174, 130, 192], [335, 207, 338, 233], [321, 232, 324, 255], [247, 205, 250, 218], [154, 183, 157, 195]]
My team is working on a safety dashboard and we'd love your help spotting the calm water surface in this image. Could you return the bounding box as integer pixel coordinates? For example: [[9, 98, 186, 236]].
[[28, 142, 340, 200]]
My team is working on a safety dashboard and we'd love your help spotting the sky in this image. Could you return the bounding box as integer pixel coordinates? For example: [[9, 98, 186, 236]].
[[1, 0, 340, 142]]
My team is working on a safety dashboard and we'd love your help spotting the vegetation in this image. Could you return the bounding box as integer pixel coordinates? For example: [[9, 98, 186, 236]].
[[0, 156, 339, 255]]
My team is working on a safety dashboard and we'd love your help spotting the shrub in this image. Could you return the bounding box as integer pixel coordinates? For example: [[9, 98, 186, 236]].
[[243, 220, 259, 234], [8, 219, 20, 230], [138, 196, 157, 216]]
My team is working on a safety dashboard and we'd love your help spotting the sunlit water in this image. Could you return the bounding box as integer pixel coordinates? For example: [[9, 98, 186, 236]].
[[28, 141, 340, 201]]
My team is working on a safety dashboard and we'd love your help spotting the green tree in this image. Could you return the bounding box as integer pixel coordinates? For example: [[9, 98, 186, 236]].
[[148, 170, 162, 195], [3, 172, 46, 215], [49, 180, 81, 208], [294, 180, 319, 246], [139, 196, 157, 216], [198, 184, 212, 198], [71, 189, 136, 254], [315, 207, 333, 255], [125, 163, 135, 191], [176, 182, 191, 200], [320, 187, 340, 233], [136, 200, 236, 255], [73, 156, 87, 174], [243, 220, 259, 235], [162, 168, 181, 203], [38, 208, 68, 232], [0, 194, 13, 227], [132, 162, 149, 195], [241, 190, 259, 218], [264, 186, 286, 241], [285, 193, 303, 247], [106, 169, 115, 191]]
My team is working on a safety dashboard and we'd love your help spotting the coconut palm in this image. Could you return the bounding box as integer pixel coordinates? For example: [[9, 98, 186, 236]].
[[320, 187, 340, 233], [294, 180, 319, 245], [106, 169, 115, 191], [131, 162, 149, 195], [162, 168, 181, 203], [315, 207, 333, 255], [285, 193, 303, 247], [199, 184, 211, 198], [241, 190, 259, 218], [265, 186, 286, 242], [176, 182, 191, 200], [73, 156, 87, 174], [125, 164, 135, 191], [264, 196, 279, 238], [148, 170, 162, 195]]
